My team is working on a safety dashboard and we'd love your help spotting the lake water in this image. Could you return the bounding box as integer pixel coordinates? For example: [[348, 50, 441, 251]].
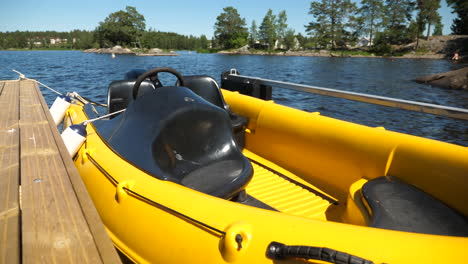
[[1, 50, 467, 146]]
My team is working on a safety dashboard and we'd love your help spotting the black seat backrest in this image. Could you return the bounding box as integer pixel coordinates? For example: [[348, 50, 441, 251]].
[[177, 75, 248, 148], [176, 75, 230, 111], [362, 176, 468, 236], [107, 80, 156, 114]]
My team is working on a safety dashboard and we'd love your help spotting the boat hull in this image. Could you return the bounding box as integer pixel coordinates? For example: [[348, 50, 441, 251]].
[[65, 89, 468, 263]]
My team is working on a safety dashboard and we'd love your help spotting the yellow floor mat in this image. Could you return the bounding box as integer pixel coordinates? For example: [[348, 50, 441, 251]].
[[245, 155, 337, 221]]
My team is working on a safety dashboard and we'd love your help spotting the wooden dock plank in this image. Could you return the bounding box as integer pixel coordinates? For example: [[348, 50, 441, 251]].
[[0, 79, 120, 263], [32, 81, 122, 263], [18, 80, 105, 263], [0, 81, 20, 264]]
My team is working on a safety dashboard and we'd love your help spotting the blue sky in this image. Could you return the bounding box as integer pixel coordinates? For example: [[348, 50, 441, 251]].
[[0, 0, 457, 37]]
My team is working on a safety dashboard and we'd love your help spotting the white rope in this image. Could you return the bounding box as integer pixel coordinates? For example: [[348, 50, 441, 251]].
[[12, 69, 63, 96], [12, 69, 124, 125], [83, 109, 126, 125]]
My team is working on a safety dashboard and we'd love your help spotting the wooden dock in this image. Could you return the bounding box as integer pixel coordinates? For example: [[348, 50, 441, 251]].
[[0, 80, 121, 263]]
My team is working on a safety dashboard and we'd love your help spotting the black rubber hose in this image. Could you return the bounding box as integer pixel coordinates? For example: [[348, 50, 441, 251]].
[[266, 242, 374, 264]]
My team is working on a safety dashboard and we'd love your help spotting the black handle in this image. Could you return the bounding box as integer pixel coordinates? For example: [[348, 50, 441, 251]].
[[266, 242, 374, 264]]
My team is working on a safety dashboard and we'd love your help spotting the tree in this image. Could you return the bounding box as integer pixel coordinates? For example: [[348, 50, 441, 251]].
[[382, 0, 415, 44], [306, 0, 357, 49], [295, 33, 307, 48], [199, 34, 209, 49], [358, 0, 385, 46], [249, 20, 258, 46], [416, 0, 441, 39], [407, 19, 421, 41], [94, 6, 146, 47], [283, 29, 297, 50], [213, 6, 248, 49], [432, 14, 443, 35], [70, 30, 95, 49], [276, 10, 288, 41], [446, 0, 468, 34], [259, 9, 277, 49]]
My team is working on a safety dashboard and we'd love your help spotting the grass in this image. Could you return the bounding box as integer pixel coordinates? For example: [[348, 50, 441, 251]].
[[335, 50, 375, 56]]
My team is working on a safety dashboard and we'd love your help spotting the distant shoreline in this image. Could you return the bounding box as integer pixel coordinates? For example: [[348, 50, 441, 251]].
[[218, 50, 448, 60], [0, 47, 458, 61]]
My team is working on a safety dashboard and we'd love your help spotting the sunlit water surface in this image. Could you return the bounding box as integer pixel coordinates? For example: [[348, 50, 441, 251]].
[[1, 50, 466, 146]]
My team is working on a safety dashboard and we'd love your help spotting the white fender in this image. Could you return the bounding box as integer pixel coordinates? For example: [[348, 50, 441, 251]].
[[61, 124, 87, 157], [50, 95, 71, 126]]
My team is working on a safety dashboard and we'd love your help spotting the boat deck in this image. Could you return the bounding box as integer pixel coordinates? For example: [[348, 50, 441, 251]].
[[244, 150, 338, 220], [0, 80, 121, 263]]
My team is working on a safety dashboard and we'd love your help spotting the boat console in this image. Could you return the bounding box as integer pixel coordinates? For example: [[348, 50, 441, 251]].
[[94, 68, 253, 199]]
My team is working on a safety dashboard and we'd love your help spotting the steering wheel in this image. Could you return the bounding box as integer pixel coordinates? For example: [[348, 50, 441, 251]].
[[132, 67, 185, 100]]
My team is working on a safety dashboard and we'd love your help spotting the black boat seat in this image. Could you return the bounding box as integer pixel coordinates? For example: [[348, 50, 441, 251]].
[[98, 86, 253, 199], [177, 75, 231, 110], [107, 80, 156, 114], [362, 176, 468, 236], [176, 75, 248, 147]]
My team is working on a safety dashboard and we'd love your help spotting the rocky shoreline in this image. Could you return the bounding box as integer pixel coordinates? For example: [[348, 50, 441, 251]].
[[218, 49, 447, 59], [218, 35, 468, 60], [83, 46, 178, 56]]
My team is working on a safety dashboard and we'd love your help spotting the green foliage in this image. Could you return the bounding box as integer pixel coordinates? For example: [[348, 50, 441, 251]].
[[283, 29, 297, 50], [141, 30, 208, 50], [70, 30, 95, 49], [432, 14, 443, 35], [383, 0, 414, 28], [406, 20, 421, 41], [382, 0, 415, 44], [416, 0, 441, 39], [249, 20, 258, 46], [1, 7, 208, 51], [276, 11, 288, 40], [259, 9, 277, 48], [340, 50, 375, 56], [0, 30, 95, 50], [213, 6, 248, 49], [295, 33, 307, 48], [446, 0, 468, 34], [306, 0, 358, 49], [358, 0, 385, 45], [94, 6, 146, 47], [370, 32, 393, 55]]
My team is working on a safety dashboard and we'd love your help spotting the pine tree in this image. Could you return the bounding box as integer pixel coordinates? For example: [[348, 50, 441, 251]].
[[249, 20, 258, 46], [432, 14, 443, 36], [416, 0, 441, 39], [382, 0, 415, 44], [276, 11, 288, 41], [259, 9, 277, 49], [213, 7, 248, 49], [446, 0, 468, 34], [306, 0, 357, 49], [283, 29, 297, 50], [94, 6, 146, 47], [358, 0, 385, 46]]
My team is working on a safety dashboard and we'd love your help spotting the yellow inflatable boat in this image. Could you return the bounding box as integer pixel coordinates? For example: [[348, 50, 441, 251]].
[[63, 67, 468, 264]]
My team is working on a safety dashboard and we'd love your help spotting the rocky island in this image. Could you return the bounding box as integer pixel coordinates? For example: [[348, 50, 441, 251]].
[[83, 46, 178, 56]]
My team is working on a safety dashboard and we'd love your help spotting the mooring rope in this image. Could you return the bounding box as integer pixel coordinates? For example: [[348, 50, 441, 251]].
[[82, 109, 126, 125], [12, 69, 63, 96]]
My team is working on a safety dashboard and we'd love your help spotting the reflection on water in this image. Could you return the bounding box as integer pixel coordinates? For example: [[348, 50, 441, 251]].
[[0, 50, 466, 146]]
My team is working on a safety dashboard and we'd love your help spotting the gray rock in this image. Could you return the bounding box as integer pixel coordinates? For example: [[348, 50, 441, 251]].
[[415, 67, 468, 90], [149, 48, 163, 54]]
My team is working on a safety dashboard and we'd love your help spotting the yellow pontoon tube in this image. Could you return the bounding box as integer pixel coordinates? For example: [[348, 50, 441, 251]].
[[64, 67, 468, 264]]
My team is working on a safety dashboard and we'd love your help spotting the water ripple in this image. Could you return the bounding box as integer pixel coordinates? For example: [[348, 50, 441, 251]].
[[1, 50, 466, 146]]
